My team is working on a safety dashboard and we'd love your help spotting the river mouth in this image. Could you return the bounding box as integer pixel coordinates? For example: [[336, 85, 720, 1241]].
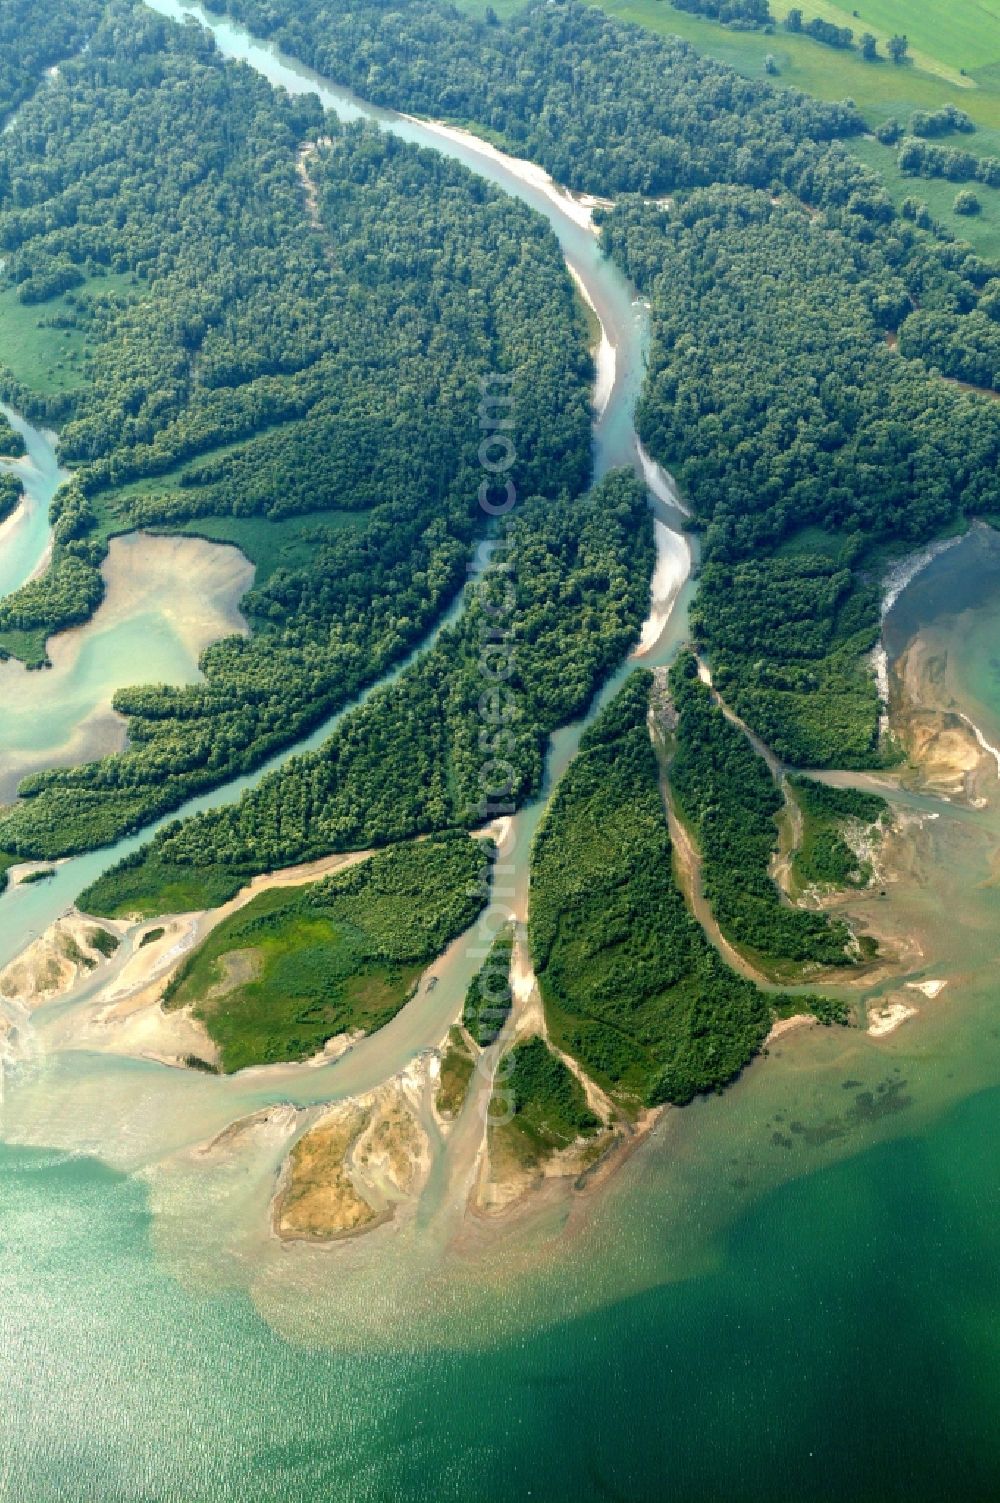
[[4, 5, 1000, 1496]]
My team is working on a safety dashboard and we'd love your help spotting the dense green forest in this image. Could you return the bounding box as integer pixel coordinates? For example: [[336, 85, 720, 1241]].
[[604, 188, 1000, 764], [205, 0, 1000, 774], [495, 1036, 600, 1160], [80, 473, 653, 915], [213, 0, 860, 195], [463, 923, 514, 1046], [0, 0, 103, 124], [161, 834, 488, 1071], [0, 474, 23, 526], [0, 2, 592, 848], [788, 775, 888, 891], [0, 412, 25, 460], [528, 673, 773, 1107], [667, 653, 855, 968]]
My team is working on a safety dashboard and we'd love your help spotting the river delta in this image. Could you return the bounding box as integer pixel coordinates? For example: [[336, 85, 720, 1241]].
[[1, 5, 1000, 1501]]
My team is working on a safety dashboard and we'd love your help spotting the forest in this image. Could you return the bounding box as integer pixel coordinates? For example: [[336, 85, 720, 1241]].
[[0, 2, 593, 853], [212, 0, 861, 196], [205, 0, 1000, 775], [604, 187, 1000, 764], [0, 0, 103, 124], [666, 652, 855, 969], [528, 672, 773, 1107], [463, 923, 514, 1047], [80, 473, 653, 915]]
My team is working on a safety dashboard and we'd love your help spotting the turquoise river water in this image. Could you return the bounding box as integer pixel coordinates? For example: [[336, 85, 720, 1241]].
[[0, 6, 999, 1501]]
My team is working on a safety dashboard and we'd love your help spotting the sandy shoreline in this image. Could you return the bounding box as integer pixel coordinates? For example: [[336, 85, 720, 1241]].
[[0, 531, 255, 800], [636, 438, 691, 518], [633, 519, 690, 657], [566, 264, 615, 417], [405, 116, 609, 233]]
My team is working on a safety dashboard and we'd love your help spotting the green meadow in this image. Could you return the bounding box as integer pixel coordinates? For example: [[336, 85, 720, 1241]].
[[0, 272, 140, 396], [160, 835, 488, 1072]]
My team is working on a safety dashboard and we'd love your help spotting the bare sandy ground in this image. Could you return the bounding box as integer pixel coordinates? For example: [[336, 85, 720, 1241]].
[[891, 636, 997, 803], [633, 519, 691, 658], [566, 264, 615, 417], [0, 532, 255, 799], [271, 1057, 435, 1242], [405, 117, 610, 233]]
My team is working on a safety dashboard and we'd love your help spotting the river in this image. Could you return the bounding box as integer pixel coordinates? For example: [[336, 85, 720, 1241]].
[[2, 5, 1000, 1500], [0, 0, 690, 967]]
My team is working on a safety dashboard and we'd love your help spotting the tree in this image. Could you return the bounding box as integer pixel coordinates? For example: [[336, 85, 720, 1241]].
[[860, 32, 878, 61], [954, 189, 981, 216], [785, 7, 802, 31], [888, 34, 909, 63]]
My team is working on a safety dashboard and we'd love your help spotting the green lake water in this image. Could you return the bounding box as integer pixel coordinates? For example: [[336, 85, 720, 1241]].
[[1, 3, 1000, 1496]]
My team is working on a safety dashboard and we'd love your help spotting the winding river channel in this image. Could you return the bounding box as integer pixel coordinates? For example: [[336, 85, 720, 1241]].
[[3, 6, 1000, 1501]]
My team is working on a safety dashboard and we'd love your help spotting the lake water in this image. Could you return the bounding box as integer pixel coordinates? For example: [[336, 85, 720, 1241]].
[[1, 5, 999, 1499]]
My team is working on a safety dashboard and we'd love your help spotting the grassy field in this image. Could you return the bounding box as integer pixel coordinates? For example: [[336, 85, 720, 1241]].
[[173, 512, 364, 587], [164, 882, 426, 1073], [851, 135, 1000, 255], [0, 272, 141, 396], [159, 834, 487, 1072]]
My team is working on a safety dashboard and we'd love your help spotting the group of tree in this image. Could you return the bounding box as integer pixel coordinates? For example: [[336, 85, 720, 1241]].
[[785, 8, 906, 61], [0, 1, 593, 854], [0, 410, 25, 459], [910, 105, 975, 139], [667, 653, 855, 967], [602, 187, 1000, 763], [672, 0, 772, 28], [897, 307, 1000, 391], [897, 136, 1000, 189], [463, 922, 514, 1047], [78, 472, 654, 913], [0, 473, 23, 526]]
